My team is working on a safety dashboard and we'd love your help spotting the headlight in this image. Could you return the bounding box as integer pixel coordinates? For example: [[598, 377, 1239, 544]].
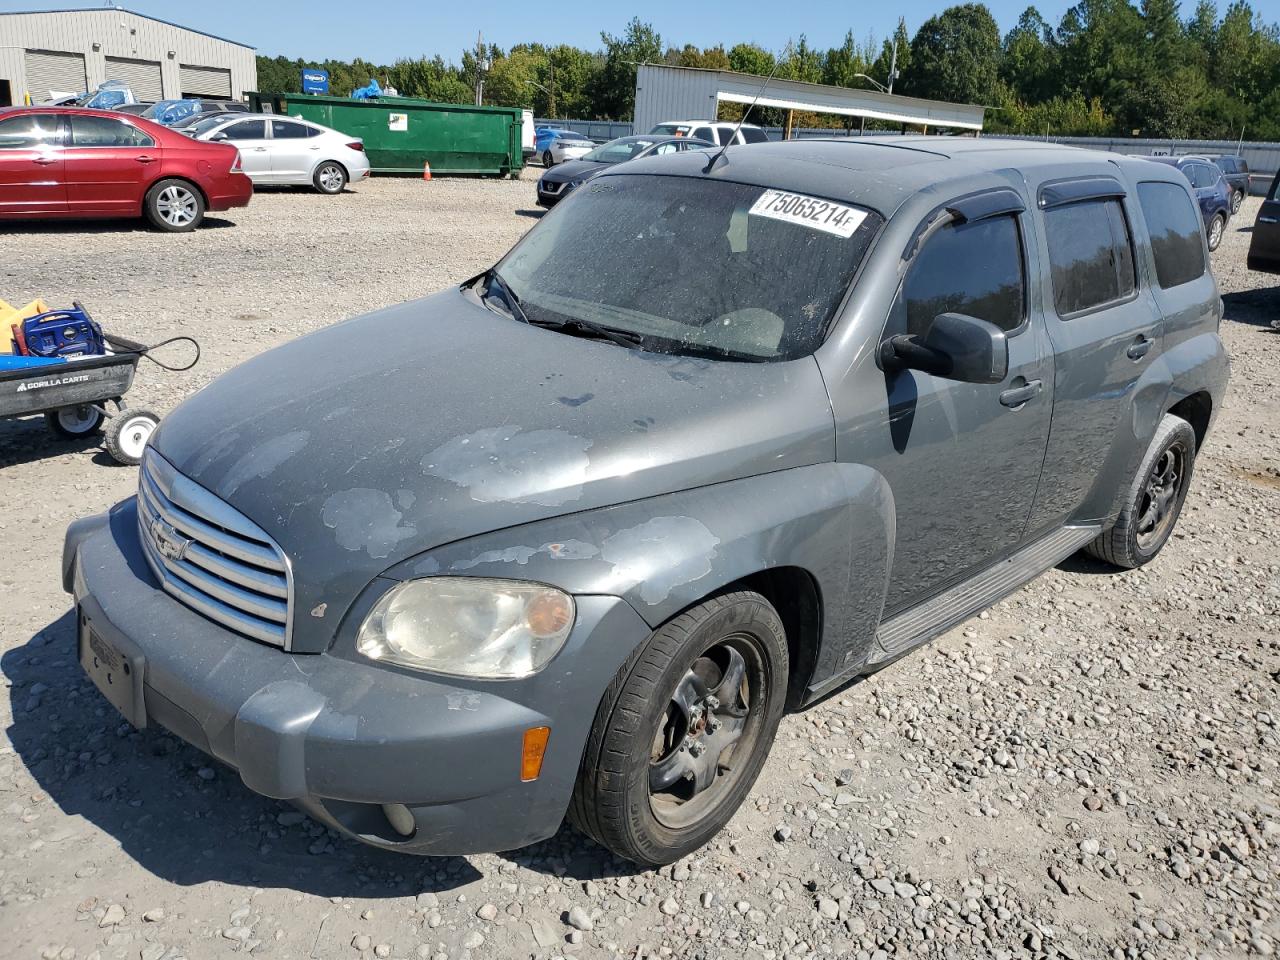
[[356, 578, 575, 679]]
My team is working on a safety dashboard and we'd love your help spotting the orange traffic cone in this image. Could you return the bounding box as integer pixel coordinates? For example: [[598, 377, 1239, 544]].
[[422, 161, 432, 181]]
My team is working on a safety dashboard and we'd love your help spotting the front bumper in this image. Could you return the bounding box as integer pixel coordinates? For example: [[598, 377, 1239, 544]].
[[64, 499, 651, 855]]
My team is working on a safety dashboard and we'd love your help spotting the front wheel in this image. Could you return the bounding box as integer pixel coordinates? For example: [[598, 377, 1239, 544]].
[[570, 591, 788, 866], [144, 179, 205, 232], [1207, 212, 1226, 252], [105, 407, 160, 466], [1085, 414, 1196, 569], [313, 161, 347, 194]]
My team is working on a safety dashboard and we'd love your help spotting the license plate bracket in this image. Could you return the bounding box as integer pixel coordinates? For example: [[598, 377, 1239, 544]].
[[78, 609, 147, 729]]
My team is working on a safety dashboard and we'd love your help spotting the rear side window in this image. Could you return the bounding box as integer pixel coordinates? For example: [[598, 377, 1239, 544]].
[[271, 120, 316, 139], [1137, 182, 1207, 289], [889, 215, 1025, 337], [1044, 198, 1136, 316], [69, 115, 154, 147], [739, 127, 769, 144]]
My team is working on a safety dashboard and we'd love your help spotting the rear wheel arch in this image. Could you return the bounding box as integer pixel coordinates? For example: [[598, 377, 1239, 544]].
[[1167, 390, 1212, 451]]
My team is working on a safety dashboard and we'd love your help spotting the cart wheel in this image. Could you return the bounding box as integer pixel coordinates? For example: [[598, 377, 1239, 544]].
[[105, 408, 160, 466], [46, 405, 104, 439]]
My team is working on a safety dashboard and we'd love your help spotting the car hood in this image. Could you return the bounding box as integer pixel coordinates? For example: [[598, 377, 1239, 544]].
[[151, 289, 834, 644], [540, 159, 608, 184]]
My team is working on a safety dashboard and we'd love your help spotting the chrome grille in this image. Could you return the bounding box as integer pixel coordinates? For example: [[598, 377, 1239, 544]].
[[137, 449, 293, 648]]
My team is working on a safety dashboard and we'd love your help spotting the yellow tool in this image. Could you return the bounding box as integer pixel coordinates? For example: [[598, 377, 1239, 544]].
[[0, 298, 52, 354]]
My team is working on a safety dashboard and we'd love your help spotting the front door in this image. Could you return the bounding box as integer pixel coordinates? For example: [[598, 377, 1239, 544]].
[[0, 111, 65, 215], [210, 117, 270, 181], [63, 114, 155, 215], [1249, 173, 1280, 273], [856, 204, 1053, 616]]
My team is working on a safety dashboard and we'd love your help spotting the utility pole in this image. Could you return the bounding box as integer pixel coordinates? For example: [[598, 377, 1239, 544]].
[[473, 31, 490, 106], [548, 58, 556, 119], [887, 38, 898, 95]]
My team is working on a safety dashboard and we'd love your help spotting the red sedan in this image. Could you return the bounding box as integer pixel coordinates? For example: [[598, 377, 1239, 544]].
[[0, 106, 252, 232]]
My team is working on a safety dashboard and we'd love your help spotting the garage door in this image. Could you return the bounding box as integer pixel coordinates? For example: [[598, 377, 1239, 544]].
[[104, 56, 162, 102], [179, 64, 232, 99], [24, 49, 87, 102]]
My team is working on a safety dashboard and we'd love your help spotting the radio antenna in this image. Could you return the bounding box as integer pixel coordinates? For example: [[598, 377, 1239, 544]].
[[704, 53, 783, 172]]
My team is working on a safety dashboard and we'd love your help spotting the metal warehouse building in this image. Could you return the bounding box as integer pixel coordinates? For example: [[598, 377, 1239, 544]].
[[0, 7, 256, 107]]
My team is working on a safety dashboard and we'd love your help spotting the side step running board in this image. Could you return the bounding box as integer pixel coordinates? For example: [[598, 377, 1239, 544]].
[[869, 525, 1100, 664]]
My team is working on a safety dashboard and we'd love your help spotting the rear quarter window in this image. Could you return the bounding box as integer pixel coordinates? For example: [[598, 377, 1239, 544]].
[[1137, 181, 1207, 289], [739, 127, 770, 144]]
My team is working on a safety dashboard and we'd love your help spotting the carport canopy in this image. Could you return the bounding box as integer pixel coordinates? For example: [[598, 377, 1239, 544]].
[[634, 64, 986, 135]]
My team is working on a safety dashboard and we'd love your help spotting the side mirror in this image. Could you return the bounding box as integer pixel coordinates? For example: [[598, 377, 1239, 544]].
[[212, 132, 229, 141], [879, 312, 1009, 384]]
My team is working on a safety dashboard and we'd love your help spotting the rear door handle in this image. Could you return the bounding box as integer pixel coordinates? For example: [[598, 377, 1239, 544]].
[[1126, 336, 1153, 360], [134, 155, 156, 164], [999, 379, 1042, 408], [32, 156, 57, 165]]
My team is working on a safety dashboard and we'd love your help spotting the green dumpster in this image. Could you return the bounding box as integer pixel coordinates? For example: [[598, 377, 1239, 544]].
[[248, 93, 524, 177]]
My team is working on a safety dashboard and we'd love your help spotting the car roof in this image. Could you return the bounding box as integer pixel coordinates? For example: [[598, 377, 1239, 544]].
[[656, 120, 763, 129], [607, 136, 1185, 218]]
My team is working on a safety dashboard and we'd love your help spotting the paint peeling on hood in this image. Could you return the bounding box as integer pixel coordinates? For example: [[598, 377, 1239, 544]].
[[217, 430, 309, 498], [322, 488, 417, 559], [423, 427, 593, 507]]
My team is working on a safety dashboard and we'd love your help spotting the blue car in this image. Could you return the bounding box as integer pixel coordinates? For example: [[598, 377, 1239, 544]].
[[1137, 156, 1232, 251], [534, 127, 593, 167]]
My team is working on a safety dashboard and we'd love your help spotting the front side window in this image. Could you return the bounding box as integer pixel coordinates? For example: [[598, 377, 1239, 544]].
[[69, 115, 153, 148], [497, 174, 882, 360], [1044, 198, 1136, 316], [1137, 181, 1207, 289], [0, 113, 59, 149], [887, 214, 1025, 338], [221, 119, 267, 140], [692, 126, 716, 144]]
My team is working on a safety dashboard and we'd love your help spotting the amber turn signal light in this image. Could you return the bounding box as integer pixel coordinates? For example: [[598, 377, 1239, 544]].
[[521, 726, 551, 782]]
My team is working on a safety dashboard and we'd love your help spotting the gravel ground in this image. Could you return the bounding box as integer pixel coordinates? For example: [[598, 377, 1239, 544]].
[[0, 179, 1276, 960]]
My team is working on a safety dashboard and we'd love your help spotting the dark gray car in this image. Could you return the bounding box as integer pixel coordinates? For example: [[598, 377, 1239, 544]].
[[535, 135, 712, 208], [64, 137, 1228, 867], [1204, 153, 1251, 213]]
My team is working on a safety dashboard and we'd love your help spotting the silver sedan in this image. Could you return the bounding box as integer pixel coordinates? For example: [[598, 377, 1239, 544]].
[[189, 113, 371, 194]]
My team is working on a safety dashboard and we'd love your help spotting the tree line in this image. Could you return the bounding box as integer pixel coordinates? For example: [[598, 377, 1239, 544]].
[[255, 2, 1280, 140]]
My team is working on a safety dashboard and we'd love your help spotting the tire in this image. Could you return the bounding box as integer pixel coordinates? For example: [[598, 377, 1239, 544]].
[[542, 150, 554, 167], [570, 591, 788, 866], [313, 161, 347, 194], [45, 405, 103, 439], [1206, 212, 1226, 252], [1231, 189, 1243, 215], [144, 179, 205, 232], [105, 407, 160, 466], [1085, 414, 1196, 569]]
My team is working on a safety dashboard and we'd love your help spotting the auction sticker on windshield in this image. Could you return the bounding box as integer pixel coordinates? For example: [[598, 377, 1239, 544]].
[[749, 189, 867, 238]]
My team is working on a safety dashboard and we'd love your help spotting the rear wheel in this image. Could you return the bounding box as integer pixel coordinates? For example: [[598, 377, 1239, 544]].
[[45, 405, 103, 439], [1085, 414, 1196, 569], [542, 150, 554, 167], [570, 591, 788, 866], [1207, 212, 1226, 252], [1231, 189, 1244, 214], [313, 161, 347, 194], [144, 179, 205, 232]]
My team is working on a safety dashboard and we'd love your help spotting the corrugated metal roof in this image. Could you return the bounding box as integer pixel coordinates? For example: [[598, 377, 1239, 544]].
[[0, 7, 254, 49]]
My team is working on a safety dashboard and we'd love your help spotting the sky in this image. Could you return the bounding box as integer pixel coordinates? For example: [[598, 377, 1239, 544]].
[[2, 0, 1277, 63]]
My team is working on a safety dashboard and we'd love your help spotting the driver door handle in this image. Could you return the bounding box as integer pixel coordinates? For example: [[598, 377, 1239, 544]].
[[134, 155, 156, 164], [32, 156, 57, 165], [1126, 335, 1153, 360], [999, 379, 1042, 408]]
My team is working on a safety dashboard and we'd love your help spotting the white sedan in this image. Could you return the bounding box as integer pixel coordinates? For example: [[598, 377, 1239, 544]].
[[189, 113, 371, 194]]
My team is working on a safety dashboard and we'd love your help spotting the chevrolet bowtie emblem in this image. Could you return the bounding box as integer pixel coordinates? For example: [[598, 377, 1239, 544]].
[[151, 517, 191, 562]]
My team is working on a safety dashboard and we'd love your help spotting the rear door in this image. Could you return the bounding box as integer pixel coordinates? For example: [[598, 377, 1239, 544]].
[[268, 119, 320, 182], [210, 118, 269, 180], [1248, 172, 1280, 273], [0, 112, 66, 215], [1022, 175, 1163, 534], [63, 114, 157, 215]]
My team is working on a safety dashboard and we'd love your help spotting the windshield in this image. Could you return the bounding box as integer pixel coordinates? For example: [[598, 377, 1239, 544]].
[[582, 139, 656, 163], [142, 100, 197, 125], [189, 115, 230, 136], [496, 174, 881, 361]]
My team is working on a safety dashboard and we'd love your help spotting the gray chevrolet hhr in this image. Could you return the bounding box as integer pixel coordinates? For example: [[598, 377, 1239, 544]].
[[64, 137, 1228, 867]]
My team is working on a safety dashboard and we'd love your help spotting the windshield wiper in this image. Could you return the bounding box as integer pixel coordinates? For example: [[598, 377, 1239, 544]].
[[528, 316, 644, 350], [469, 268, 529, 325]]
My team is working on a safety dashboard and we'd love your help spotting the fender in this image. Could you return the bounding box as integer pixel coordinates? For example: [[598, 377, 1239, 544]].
[[381, 462, 896, 698]]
